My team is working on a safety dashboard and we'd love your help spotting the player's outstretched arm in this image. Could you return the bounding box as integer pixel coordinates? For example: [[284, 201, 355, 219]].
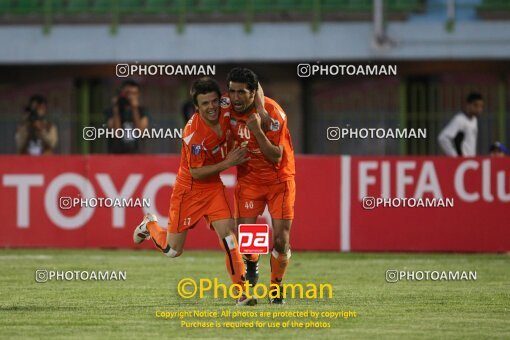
[[189, 146, 250, 180], [247, 112, 283, 164]]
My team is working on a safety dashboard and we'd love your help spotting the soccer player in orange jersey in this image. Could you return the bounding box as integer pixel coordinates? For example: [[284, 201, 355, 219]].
[[221, 68, 296, 304], [132, 77, 256, 306]]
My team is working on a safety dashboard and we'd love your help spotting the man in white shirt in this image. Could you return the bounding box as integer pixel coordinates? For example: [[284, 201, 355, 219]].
[[438, 92, 484, 157]]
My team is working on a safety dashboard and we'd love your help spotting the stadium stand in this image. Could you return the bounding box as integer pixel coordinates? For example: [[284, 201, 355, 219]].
[[0, 0, 424, 28], [477, 0, 510, 19]]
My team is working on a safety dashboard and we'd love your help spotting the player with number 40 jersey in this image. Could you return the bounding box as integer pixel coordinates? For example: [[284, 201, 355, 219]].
[[221, 67, 296, 304]]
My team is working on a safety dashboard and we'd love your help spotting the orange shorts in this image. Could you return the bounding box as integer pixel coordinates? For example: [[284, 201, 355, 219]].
[[234, 180, 295, 220], [168, 184, 232, 233]]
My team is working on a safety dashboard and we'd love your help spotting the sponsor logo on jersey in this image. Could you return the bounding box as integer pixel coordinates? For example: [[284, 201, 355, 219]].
[[191, 144, 202, 155], [220, 97, 231, 108]]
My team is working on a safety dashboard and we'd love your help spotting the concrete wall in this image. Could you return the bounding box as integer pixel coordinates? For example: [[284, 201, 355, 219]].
[[1, 21, 510, 64]]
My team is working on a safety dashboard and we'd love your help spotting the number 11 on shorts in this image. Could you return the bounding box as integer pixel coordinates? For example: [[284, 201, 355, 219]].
[[238, 224, 269, 254]]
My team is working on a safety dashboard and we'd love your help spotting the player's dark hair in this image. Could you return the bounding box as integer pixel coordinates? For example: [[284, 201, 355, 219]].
[[121, 79, 140, 89], [28, 94, 46, 105], [227, 67, 258, 92], [190, 77, 221, 106], [466, 92, 482, 103]]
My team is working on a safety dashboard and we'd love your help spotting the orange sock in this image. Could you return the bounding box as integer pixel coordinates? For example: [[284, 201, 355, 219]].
[[146, 221, 168, 252], [219, 234, 246, 287], [243, 254, 260, 262], [270, 249, 291, 286]]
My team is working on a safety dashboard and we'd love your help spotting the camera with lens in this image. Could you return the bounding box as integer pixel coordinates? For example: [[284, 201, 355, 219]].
[[26, 107, 44, 123], [117, 94, 130, 112]]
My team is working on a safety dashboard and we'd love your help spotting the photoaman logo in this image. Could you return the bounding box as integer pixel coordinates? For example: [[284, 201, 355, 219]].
[[177, 278, 333, 300], [238, 224, 269, 254]]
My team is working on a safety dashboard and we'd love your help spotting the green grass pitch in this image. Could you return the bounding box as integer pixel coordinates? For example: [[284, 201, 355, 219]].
[[0, 249, 509, 339]]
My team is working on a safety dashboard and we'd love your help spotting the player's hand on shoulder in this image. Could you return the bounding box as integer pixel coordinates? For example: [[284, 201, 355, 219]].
[[254, 84, 271, 131], [225, 146, 250, 166], [255, 83, 265, 112]]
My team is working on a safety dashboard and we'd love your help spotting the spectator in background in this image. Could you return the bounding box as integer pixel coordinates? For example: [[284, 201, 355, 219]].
[[105, 80, 149, 153], [489, 141, 508, 157], [438, 92, 483, 157], [15, 94, 58, 155]]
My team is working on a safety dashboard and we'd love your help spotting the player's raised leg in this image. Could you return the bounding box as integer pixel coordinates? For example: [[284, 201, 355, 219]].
[[269, 218, 292, 304], [132, 213, 186, 258], [133, 213, 156, 244], [212, 218, 256, 306]]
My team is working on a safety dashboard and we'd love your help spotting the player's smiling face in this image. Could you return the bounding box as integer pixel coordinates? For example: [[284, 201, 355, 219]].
[[228, 82, 255, 114], [196, 92, 220, 124]]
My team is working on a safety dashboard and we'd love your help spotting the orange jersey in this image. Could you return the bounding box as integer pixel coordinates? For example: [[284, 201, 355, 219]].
[[220, 95, 295, 185], [175, 111, 231, 189]]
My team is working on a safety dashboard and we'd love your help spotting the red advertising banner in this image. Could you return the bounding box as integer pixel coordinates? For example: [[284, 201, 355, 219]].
[[349, 157, 510, 252], [0, 156, 339, 251], [0, 155, 508, 252]]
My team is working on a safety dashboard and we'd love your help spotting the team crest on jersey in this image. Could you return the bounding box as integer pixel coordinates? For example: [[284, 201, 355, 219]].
[[191, 144, 202, 155], [230, 118, 237, 126], [220, 97, 231, 108], [270, 119, 280, 131]]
